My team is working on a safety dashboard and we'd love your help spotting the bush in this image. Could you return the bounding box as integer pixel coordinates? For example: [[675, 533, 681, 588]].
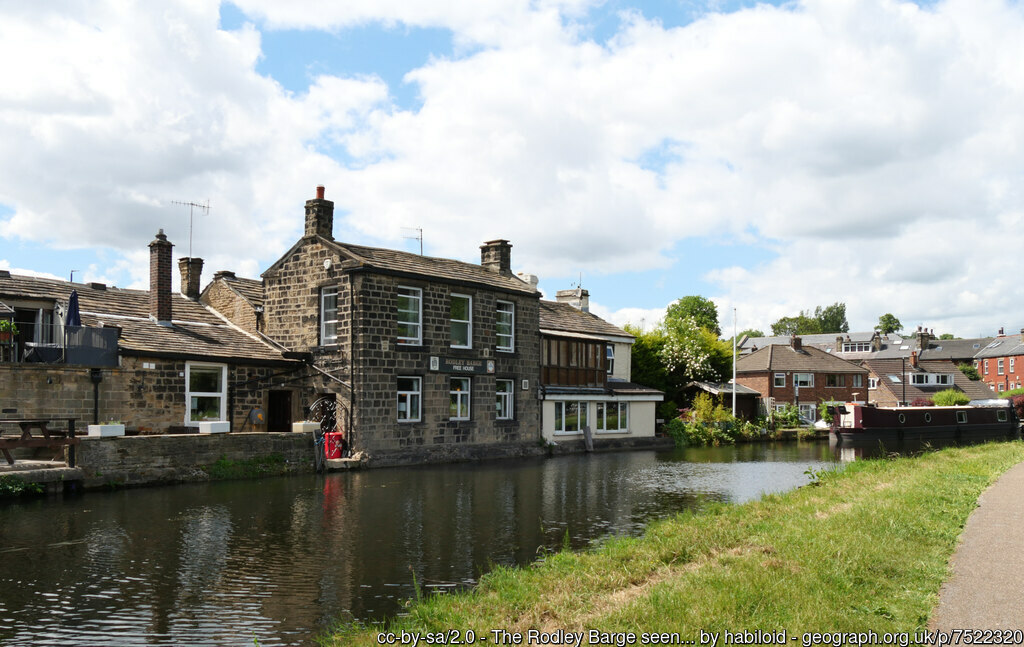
[[910, 398, 934, 407], [958, 362, 981, 381], [657, 400, 680, 421], [664, 414, 761, 447], [769, 403, 804, 429], [1000, 387, 1024, 399], [933, 389, 970, 406], [1010, 395, 1024, 421]]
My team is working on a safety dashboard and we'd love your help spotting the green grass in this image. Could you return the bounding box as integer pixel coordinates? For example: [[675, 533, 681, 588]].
[[201, 453, 289, 480], [320, 442, 1024, 645]]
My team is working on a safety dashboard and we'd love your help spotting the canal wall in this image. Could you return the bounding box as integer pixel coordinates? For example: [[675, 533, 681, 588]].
[[74, 431, 316, 488]]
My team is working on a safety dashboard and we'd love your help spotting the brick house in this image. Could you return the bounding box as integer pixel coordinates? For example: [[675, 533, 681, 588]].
[[537, 288, 662, 443], [973, 331, 1024, 394], [0, 231, 304, 434], [247, 186, 542, 457], [861, 354, 994, 407], [734, 336, 869, 422]]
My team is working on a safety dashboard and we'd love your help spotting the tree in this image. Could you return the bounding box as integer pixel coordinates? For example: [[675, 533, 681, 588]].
[[737, 328, 765, 339], [814, 302, 849, 333], [939, 333, 957, 340], [875, 313, 902, 335], [665, 296, 720, 336], [933, 389, 970, 406], [625, 324, 671, 396], [660, 316, 720, 382], [771, 313, 821, 336]]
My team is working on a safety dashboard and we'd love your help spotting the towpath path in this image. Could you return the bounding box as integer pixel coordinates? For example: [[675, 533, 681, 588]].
[[931, 460, 1024, 629]]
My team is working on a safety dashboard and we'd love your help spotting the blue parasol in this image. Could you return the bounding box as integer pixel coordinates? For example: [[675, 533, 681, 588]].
[[66, 290, 82, 327]]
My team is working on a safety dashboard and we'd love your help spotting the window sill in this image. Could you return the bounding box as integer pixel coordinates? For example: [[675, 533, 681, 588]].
[[553, 431, 582, 436]]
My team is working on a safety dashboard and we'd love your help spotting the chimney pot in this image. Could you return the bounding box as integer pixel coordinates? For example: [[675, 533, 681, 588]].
[[910, 350, 918, 368], [305, 188, 335, 240], [316, 185, 325, 200]]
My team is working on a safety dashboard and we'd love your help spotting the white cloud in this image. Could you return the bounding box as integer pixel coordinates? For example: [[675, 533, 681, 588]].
[[3, 0, 1024, 337]]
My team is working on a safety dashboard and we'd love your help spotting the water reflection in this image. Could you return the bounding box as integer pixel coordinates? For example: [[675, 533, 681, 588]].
[[0, 442, 835, 646]]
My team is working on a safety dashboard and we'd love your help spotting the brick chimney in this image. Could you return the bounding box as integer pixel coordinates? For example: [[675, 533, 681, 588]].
[[910, 350, 918, 368], [790, 335, 802, 350], [178, 257, 203, 300], [556, 288, 590, 313], [916, 326, 932, 350], [480, 239, 512, 275], [149, 229, 174, 325], [305, 185, 334, 240]]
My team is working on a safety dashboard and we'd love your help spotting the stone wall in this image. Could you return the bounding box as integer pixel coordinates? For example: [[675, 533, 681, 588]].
[[74, 431, 315, 487], [201, 279, 260, 335]]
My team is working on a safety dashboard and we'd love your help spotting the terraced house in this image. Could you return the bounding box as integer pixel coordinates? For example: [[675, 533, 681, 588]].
[[252, 186, 542, 460]]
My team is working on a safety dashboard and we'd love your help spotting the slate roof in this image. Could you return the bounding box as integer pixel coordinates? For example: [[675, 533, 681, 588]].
[[973, 336, 1024, 359], [539, 300, 634, 340], [0, 273, 288, 363], [225, 276, 264, 308], [861, 358, 995, 402], [736, 344, 868, 374], [266, 236, 540, 296]]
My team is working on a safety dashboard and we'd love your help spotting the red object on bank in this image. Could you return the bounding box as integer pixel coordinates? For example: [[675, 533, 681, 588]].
[[324, 432, 344, 459]]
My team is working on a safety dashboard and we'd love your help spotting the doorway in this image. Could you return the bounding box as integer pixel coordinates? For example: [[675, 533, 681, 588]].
[[267, 390, 293, 433]]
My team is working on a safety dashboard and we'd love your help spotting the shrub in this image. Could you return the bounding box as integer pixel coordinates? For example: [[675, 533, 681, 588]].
[[933, 389, 970, 406], [1000, 387, 1024, 399], [657, 400, 680, 421], [769, 403, 804, 429], [958, 362, 981, 381], [1010, 395, 1024, 421], [910, 398, 934, 407]]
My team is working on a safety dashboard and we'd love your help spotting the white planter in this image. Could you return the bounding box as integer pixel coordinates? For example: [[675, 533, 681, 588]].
[[198, 421, 230, 434], [88, 424, 125, 437], [291, 421, 320, 433]]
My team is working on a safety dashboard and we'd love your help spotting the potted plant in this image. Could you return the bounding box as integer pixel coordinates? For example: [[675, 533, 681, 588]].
[[0, 319, 17, 342]]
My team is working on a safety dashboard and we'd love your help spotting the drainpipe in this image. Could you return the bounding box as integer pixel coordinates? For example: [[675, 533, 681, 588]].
[[348, 277, 356, 452], [90, 368, 103, 424]]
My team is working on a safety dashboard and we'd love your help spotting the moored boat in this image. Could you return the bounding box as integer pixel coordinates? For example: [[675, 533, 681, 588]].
[[830, 399, 1019, 446]]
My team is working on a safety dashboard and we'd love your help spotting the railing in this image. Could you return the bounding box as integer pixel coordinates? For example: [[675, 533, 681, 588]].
[[0, 324, 118, 367]]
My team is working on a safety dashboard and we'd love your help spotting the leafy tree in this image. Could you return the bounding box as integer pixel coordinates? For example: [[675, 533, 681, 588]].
[[939, 333, 957, 340], [771, 313, 821, 336], [737, 328, 765, 339], [875, 313, 902, 335], [814, 302, 849, 334], [933, 389, 970, 406], [957, 362, 980, 381], [625, 324, 671, 396], [665, 296, 720, 336], [660, 316, 720, 382]]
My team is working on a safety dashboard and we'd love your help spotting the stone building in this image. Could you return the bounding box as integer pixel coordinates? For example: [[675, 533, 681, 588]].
[[249, 186, 543, 458], [537, 288, 663, 444], [0, 232, 305, 434]]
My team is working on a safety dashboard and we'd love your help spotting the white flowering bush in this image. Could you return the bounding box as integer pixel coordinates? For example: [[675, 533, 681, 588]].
[[659, 316, 720, 381]]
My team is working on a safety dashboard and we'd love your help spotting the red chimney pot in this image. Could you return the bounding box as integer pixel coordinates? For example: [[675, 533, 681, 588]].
[[316, 185, 325, 200]]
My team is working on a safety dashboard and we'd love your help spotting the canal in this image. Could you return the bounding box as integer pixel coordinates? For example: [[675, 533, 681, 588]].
[[0, 442, 836, 646]]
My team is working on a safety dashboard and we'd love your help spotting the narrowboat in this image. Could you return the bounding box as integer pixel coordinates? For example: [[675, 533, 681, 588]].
[[830, 399, 1019, 446]]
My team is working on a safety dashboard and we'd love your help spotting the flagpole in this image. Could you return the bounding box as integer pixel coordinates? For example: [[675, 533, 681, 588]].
[[732, 306, 737, 417]]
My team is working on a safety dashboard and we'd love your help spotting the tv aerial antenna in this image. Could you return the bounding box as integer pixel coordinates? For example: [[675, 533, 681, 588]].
[[171, 199, 210, 259], [402, 227, 423, 255]]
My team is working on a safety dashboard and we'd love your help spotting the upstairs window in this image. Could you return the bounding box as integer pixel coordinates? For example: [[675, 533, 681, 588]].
[[320, 286, 338, 345], [852, 374, 863, 388], [869, 377, 879, 389], [606, 345, 615, 374], [998, 359, 1005, 375], [496, 301, 514, 352], [1011, 358, 1016, 374], [842, 342, 871, 352], [794, 373, 813, 388], [773, 373, 785, 387], [450, 294, 472, 348], [397, 286, 422, 345], [825, 374, 845, 387]]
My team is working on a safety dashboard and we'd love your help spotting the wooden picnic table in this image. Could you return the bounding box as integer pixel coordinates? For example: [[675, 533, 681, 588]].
[[0, 418, 78, 467]]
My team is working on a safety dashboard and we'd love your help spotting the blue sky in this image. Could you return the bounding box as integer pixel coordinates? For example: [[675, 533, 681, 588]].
[[1, 0, 1022, 337]]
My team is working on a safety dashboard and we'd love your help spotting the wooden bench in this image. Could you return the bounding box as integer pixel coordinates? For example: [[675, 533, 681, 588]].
[[0, 418, 79, 467]]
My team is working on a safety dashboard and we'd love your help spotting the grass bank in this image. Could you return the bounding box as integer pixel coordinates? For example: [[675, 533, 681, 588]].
[[323, 441, 1024, 644]]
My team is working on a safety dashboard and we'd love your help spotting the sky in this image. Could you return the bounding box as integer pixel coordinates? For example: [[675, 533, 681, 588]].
[[1, 0, 1022, 338]]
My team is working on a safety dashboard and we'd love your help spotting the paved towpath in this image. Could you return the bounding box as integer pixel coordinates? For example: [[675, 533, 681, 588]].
[[931, 460, 1024, 629]]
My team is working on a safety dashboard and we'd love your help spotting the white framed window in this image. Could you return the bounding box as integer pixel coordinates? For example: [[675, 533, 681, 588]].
[[957, 411, 968, 424], [998, 383, 1006, 392], [596, 401, 628, 433], [985, 360, 989, 375], [1011, 358, 1016, 374], [798, 403, 816, 423], [495, 300, 514, 352], [998, 359, 1005, 375], [794, 373, 813, 388], [397, 376, 421, 422], [853, 374, 863, 388], [397, 286, 422, 345], [496, 379, 514, 420], [868, 377, 878, 389], [606, 345, 615, 374], [773, 373, 785, 387], [842, 342, 871, 352], [320, 286, 338, 345], [825, 374, 845, 387], [450, 294, 472, 348], [554, 401, 588, 434], [185, 362, 227, 425], [450, 377, 471, 420]]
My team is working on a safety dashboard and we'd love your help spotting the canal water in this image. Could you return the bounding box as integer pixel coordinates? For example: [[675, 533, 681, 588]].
[[0, 442, 835, 646]]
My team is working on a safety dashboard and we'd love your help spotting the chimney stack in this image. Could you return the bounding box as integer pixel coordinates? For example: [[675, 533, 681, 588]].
[[790, 335, 802, 350], [178, 257, 203, 300], [149, 229, 174, 325], [556, 288, 590, 312], [480, 239, 512, 275], [910, 350, 918, 368], [305, 185, 334, 240]]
